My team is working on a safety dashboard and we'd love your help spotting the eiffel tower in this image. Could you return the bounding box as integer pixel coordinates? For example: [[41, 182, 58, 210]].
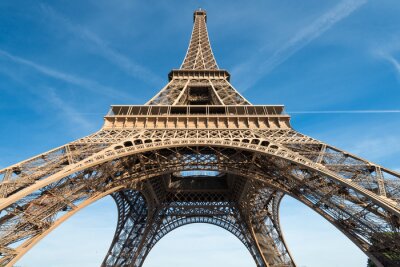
[[0, 9, 399, 267]]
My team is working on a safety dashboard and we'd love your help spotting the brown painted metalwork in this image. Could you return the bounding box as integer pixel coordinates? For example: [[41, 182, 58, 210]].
[[0, 9, 399, 267]]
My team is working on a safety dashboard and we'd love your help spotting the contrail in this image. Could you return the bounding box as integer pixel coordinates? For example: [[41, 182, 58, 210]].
[[40, 4, 164, 86], [234, 0, 368, 91], [46, 88, 96, 131], [0, 64, 96, 131], [382, 54, 400, 75], [0, 49, 133, 100], [289, 110, 400, 114]]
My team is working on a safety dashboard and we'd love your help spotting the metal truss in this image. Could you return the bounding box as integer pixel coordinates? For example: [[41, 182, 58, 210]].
[[146, 9, 249, 106], [1, 8, 399, 267], [1, 138, 399, 266], [102, 182, 294, 267], [146, 77, 250, 106], [102, 190, 148, 266], [180, 9, 218, 70]]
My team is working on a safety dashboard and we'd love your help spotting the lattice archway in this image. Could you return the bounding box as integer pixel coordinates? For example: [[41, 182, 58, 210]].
[[104, 191, 267, 267], [140, 222, 260, 266], [1, 140, 399, 267]]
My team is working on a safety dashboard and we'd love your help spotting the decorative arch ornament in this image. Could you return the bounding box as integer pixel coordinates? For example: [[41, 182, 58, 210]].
[[1, 9, 399, 267]]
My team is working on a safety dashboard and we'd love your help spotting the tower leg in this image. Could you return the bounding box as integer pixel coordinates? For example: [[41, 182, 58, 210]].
[[250, 216, 295, 267], [102, 188, 295, 267], [102, 190, 148, 267], [244, 190, 296, 267]]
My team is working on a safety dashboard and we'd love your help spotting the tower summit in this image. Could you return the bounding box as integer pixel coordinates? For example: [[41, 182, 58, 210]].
[[148, 9, 251, 106], [181, 9, 217, 70], [0, 9, 399, 267]]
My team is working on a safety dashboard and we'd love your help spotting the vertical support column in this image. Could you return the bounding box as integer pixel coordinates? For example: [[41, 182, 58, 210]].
[[102, 190, 148, 267], [250, 218, 295, 267], [375, 167, 387, 197], [242, 190, 296, 267], [0, 170, 13, 198], [316, 144, 327, 164], [233, 210, 269, 267]]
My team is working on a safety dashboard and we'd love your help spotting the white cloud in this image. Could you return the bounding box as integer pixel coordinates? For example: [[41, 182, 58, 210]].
[[349, 135, 400, 161], [381, 53, 400, 76], [0, 49, 131, 100], [233, 0, 368, 91], [310, 118, 400, 166], [40, 4, 163, 86], [372, 36, 400, 78], [46, 88, 96, 131], [0, 61, 97, 133]]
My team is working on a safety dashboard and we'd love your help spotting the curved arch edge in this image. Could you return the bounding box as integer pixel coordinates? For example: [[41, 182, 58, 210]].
[[5, 186, 124, 267]]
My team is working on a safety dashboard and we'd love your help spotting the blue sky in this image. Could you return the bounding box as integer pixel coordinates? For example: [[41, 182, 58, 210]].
[[1, 0, 400, 266]]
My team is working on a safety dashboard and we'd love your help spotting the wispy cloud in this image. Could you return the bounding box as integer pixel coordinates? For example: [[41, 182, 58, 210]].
[[373, 35, 400, 78], [233, 0, 368, 91], [40, 4, 163, 86], [46, 88, 96, 131], [313, 118, 400, 164], [0, 49, 132, 100], [0, 64, 96, 132], [350, 135, 400, 161], [380, 53, 400, 76]]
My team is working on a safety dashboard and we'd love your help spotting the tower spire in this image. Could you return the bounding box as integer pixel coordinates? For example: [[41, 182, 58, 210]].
[[180, 9, 219, 70], [146, 9, 251, 106]]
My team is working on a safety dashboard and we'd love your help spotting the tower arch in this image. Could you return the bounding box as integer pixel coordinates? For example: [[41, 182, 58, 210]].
[[141, 223, 256, 267], [1, 141, 398, 266]]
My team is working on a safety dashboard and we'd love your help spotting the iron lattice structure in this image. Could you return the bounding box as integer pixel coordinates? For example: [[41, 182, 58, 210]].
[[0, 9, 399, 267]]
